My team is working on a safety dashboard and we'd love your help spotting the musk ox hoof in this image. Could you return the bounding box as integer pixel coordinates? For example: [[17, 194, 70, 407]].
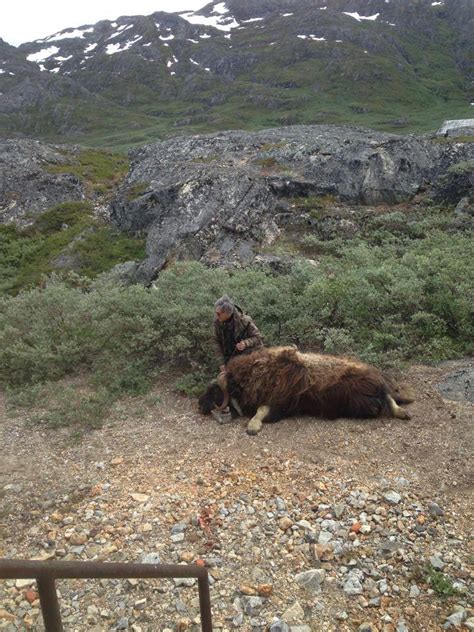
[[397, 409, 411, 420], [246, 418, 263, 435]]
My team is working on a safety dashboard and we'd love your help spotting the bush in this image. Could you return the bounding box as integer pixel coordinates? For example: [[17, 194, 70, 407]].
[[1, 229, 472, 420]]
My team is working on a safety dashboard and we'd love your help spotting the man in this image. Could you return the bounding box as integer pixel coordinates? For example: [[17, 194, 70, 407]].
[[214, 295, 263, 370]]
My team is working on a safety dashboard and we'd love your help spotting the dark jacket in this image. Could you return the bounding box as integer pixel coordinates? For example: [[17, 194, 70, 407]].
[[214, 305, 263, 364]]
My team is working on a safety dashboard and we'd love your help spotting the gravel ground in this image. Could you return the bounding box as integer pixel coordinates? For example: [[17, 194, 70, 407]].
[[0, 360, 473, 632]]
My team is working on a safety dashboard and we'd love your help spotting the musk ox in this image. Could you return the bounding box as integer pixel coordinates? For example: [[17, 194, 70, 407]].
[[198, 346, 414, 435]]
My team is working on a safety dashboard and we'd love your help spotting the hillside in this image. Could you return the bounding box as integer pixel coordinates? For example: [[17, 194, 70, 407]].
[[0, 0, 472, 147]]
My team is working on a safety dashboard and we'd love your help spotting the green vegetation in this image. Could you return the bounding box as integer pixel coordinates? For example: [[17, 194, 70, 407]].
[[1, 202, 473, 430], [0, 201, 145, 295], [46, 149, 129, 196], [425, 565, 462, 598]]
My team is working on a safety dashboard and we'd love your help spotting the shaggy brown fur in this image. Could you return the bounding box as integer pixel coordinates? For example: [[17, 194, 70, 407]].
[[198, 347, 414, 426]]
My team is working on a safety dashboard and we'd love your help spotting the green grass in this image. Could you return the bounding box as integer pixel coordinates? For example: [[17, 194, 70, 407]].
[[0, 201, 145, 295], [46, 149, 129, 196]]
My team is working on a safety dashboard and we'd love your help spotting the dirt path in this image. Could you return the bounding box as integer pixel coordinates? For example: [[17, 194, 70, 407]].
[[0, 360, 472, 631]]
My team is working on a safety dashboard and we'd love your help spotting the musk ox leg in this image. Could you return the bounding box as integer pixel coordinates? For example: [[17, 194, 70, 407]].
[[247, 405, 270, 435], [386, 394, 411, 420]]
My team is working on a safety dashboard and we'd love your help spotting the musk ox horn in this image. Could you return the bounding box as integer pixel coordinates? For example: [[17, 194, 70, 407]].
[[214, 371, 230, 411]]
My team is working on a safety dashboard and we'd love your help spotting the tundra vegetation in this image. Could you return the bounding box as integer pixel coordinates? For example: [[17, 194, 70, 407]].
[[0, 196, 472, 430]]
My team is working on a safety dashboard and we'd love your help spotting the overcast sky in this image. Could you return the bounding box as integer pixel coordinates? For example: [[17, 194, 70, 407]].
[[2, 0, 210, 46]]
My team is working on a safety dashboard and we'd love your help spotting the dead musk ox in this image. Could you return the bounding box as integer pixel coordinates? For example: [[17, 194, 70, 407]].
[[198, 346, 414, 435]]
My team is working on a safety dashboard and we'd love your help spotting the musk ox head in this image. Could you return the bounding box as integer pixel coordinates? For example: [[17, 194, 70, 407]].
[[198, 373, 229, 414]]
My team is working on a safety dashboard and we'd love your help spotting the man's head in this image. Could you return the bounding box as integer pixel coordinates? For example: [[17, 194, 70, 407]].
[[214, 295, 234, 322]]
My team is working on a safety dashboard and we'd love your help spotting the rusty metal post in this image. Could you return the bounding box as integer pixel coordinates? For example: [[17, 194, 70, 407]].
[[198, 574, 213, 632], [37, 575, 63, 632], [0, 559, 212, 631]]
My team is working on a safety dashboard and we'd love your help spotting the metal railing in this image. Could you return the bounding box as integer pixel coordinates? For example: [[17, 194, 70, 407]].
[[0, 559, 213, 632]]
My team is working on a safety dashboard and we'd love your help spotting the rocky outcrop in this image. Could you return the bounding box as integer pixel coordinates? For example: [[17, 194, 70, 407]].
[[110, 125, 474, 283], [0, 139, 84, 226]]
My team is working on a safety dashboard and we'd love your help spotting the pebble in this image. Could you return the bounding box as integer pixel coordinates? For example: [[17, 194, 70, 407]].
[[383, 491, 402, 505], [270, 621, 290, 632], [294, 569, 326, 593], [282, 600, 305, 622]]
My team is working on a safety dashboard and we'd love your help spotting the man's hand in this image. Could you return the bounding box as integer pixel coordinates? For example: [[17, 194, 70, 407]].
[[236, 341, 246, 352]]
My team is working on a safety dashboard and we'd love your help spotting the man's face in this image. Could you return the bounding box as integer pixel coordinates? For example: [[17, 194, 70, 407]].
[[215, 307, 232, 323]]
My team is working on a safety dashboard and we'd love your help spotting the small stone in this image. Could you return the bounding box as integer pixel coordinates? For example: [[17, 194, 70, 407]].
[[25, 589, 38, 604], [430, 555, 444, 570], [116, 617, 129, 629], [295, 569, 326, 593], [0, 610, 15, 622], [335, 611, 349, 621], [444, 609, 467, 628], [15, 579, 35, 589], [173, 577, 196, 587], [70, 533, 87, 546], [290, 627, 311, 632], [241, 596, 263, 616], [343, 570, 364, 595], [463, 617, 474, 631], [428, 502, 444, 517], [130, 493, 149, 503], [279, 517, 293, 531], [141, 553, 161, 564], [358, 624, 376, 632], [111, 457, 124, 465], [282, 600, 305, 622], [270, 621, 289, 632], [409, 584, 420, 598], [171, 533, 185, 543], [257, 583, 273, 597], [333, 504, 346, 518], [383, 491, 402, 505]]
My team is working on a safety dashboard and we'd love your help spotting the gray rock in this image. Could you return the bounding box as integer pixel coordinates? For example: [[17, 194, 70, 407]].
[[282, 600, 304, 623], [443, 608, 467, 628], [430, 555, 445, 570], [342, 570, 364, 595], [269, 622, 289, 632], [289, 627, 311, 632], [409, 584, 421, 598], [109, 126, 474, 284], [116, 618, 129, 630], [437, 366, 474, 404], [428, 502, 445, 517], [463, 617, 474, 631], [383, 490, 402, 505], [0, 139, 85, 226], [242, 596, 263, 616], [294, 569, 326, 593], [141, 553, 161, 564]]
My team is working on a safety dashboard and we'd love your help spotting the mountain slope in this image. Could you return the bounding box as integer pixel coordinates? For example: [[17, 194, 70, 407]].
[[1, 0, 472, 146]]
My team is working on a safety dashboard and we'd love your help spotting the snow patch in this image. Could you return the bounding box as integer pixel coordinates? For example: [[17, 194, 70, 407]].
[[343, 12, 380, 22], [242, 17, 264, 23], [298, 34, 326, 41], [84, 43, 97, 53], [27, 46, 60, 63], [282, 13, 293, 17], [180, 10, 239, 31], [212, 2, 228, 13], [106, 36, 142, 55], [159, 34, 175, 41], [43, 27, 93, 42], [108, 24, 133, 40], [54, 55, 73, 61]]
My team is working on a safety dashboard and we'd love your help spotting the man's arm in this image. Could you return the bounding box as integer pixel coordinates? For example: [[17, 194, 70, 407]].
[[239, 318, 263, 349]]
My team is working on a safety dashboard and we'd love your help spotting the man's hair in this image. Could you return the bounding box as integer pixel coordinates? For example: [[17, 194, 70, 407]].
[[215, 295, 234, 314]]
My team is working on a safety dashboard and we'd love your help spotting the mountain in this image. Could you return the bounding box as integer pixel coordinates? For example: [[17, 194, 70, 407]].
[[1, 0, 473, 147]]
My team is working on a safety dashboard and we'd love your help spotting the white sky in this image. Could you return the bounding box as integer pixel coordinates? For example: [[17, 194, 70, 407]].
[[1, 0, 210, 47]]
